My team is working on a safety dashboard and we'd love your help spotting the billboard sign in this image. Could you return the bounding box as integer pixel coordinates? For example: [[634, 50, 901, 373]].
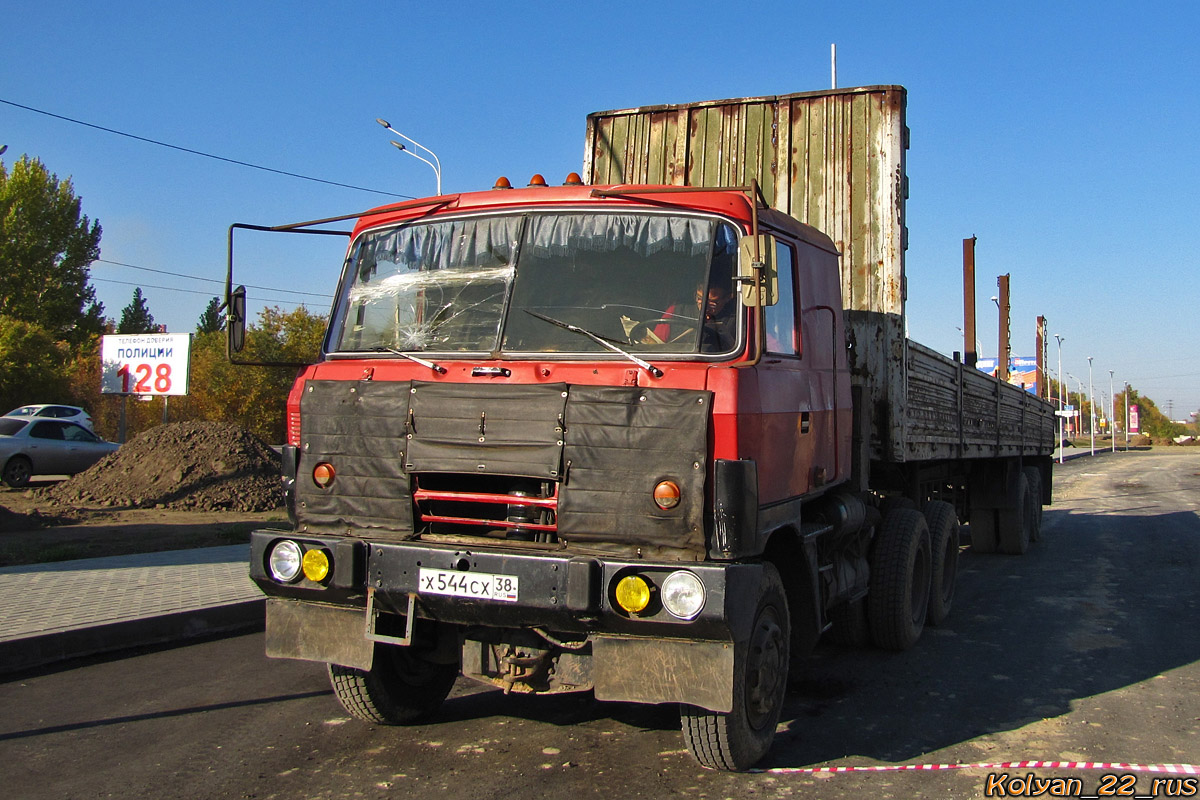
[[976, 356, 1039, 395], [1129, 404, 1140, 434], [101, 333, 192, 396]]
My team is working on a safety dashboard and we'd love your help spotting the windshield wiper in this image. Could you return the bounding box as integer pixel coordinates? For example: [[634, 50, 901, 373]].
[[524, 311, 663, 379], [369, 346, 447, 374]]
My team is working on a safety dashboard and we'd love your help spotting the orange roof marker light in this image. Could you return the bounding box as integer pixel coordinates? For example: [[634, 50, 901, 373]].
[[493, 176, 512, 189], [527, 174, 548, 187]]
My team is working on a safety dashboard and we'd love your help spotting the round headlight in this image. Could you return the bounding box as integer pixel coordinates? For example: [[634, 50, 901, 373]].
[[268, 540, 303, 582], [661, 570, 705, 620]]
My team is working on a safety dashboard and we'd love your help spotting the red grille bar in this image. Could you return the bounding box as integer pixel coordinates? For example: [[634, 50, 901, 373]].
[[412, 479, 558, 533], [413, 489, 558, 509]]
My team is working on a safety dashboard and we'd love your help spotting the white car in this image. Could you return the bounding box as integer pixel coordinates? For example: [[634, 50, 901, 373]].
[[0, 417, 120, 488], [4, 404, 95, 431]]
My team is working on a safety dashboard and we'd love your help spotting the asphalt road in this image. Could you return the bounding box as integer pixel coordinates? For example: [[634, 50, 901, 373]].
[[2, 450, 1198, 799]]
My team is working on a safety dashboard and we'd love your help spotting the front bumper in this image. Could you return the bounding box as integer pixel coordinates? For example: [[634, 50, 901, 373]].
[[250, 530, 762, 640]]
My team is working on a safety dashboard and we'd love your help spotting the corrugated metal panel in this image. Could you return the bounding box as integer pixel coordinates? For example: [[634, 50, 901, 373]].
[[584, 86, 907, 319]]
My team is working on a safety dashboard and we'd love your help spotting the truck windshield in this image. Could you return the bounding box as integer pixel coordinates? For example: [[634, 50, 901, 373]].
[[328, 212, 739, 356]]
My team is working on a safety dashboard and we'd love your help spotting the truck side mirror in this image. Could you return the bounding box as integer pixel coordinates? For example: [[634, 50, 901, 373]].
[[228, 285, 247, 353], [738, 235, 778, 306]]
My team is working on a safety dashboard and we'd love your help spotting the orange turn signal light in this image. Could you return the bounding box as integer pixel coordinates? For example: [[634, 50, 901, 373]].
[[313, 462, 336, 488], [653, 480, 681, 510]]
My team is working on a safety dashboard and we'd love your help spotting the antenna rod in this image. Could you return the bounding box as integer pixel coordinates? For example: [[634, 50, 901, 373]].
[[831, 43, 837, 89]]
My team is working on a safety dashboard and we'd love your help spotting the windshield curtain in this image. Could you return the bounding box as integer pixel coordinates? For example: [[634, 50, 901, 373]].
[[328, 211, 739, 356]]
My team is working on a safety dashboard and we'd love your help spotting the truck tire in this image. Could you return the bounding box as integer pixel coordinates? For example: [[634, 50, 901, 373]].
[[997, 473, 1031, 555], [680, 562, 789, 771], [1022, 467, 1043, 541], [2, 455, 32, 489], [868, 508, 931, 651], [923, 500, 959, 627], [328, 642, 458, 725], [969, 509, 998, 553]]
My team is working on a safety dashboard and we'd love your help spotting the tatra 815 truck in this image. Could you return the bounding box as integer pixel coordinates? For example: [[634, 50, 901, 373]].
[[228, 85, 1054, 770]]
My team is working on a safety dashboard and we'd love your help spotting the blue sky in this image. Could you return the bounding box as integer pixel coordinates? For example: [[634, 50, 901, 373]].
[[2, 1, 1197, 418]]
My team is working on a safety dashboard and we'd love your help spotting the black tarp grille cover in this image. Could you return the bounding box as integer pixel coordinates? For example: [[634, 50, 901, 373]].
[[295, 379, 711, 558]]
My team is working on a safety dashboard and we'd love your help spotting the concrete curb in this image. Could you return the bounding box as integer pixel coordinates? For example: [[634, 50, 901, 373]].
[[0, 599, 265, 675]]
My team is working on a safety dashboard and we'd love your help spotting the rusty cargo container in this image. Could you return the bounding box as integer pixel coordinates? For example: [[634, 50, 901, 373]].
[[583, 85, 1053, 466]]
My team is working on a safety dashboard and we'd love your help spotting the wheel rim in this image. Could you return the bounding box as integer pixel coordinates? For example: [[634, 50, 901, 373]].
[[7, 460, 30, 484], [745, 604, 785, 729]]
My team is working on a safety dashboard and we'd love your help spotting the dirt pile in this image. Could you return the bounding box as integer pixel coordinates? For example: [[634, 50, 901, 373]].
[[44, 421, 284, 512]]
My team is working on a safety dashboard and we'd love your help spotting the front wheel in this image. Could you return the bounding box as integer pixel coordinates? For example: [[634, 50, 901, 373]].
[[328, 642, 458, 725], [3, 456, 32, 488], [680, 562, 789, 771]]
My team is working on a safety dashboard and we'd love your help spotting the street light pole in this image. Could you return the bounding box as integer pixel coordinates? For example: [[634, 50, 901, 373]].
[[1109, 370, 1116, 452], [1088, 356, 1095, 456], [376, 118, 443, 195], [1054, 334, 1065, 462]]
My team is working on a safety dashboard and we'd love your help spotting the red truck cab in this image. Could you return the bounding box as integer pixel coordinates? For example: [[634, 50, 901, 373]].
[[242, 181, 854, 771]]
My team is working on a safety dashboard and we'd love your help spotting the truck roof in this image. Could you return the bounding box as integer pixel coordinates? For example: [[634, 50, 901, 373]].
[[347, 182, 839, 256]]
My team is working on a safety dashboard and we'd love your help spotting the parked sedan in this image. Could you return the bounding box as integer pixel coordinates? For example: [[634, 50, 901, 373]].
[[0, 417, 120, 488], [4, 404, 94, 431]]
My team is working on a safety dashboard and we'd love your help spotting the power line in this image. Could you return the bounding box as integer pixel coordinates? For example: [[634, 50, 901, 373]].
[[0, 97, 415, 199], [95, 258, 333, 299], [93, 277, 321, 308]]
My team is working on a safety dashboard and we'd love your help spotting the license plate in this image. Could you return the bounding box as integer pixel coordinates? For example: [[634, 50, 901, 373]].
[[418, 568, 519, 602]]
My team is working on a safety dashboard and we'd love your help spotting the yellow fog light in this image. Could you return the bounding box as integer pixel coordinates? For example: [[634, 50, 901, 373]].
[[615, 575, 652, 614], [302, 548, 331, 582]]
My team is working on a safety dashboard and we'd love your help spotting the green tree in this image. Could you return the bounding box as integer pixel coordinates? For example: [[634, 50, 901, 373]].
[[0, 155, 104, 345], [0, 315, 70, 411], [197, 296, 225, 334], [171, 306, 325, 441], [117, 287, 157, 333]]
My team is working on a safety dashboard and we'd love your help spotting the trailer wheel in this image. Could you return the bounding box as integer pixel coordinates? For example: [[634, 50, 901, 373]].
[[923, 501, 959, 627], [1022, 467, 1043, 541], [868, 508, 931, 651], [328, 642, 458, 725], [2, 455, 32, 489], [997, 473, 1031, 555], [680, 562, 789, 771]]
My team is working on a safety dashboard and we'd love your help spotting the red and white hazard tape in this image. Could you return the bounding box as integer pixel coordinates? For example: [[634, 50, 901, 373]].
[[760, 760, 1199, 776]]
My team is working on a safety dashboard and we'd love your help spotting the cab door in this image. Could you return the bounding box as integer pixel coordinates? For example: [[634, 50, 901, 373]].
[[754, 236, 848, 504]]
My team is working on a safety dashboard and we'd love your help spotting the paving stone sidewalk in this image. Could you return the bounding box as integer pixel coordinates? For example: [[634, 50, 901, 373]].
[[0, 545, 265, 674]]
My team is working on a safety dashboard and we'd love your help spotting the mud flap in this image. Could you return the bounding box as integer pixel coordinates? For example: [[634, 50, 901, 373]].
[[591, 636, 734, 713], [265, 598, 374, 671]]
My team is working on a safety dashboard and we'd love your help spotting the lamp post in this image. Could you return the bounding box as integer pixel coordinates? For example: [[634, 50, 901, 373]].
[[1054, 334, 1065, 462], [1109, 370, 1116, 452], [376, 118, 443, 195], [1125, 382, 1131, 448], [1068, 373, 1085, 442], [1088, 356, 1095, 456]]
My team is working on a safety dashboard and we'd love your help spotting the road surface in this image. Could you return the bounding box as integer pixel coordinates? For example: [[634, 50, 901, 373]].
[[2, 450, 1197, 799]]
